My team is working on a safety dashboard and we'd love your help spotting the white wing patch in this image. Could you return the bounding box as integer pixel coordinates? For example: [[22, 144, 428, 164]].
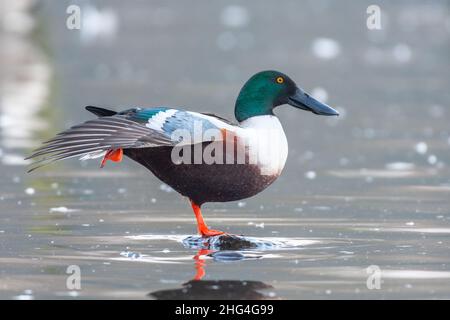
[[145, 109, 177, 132], [79, 150, 107, 161], [186, 111, 239, 132]]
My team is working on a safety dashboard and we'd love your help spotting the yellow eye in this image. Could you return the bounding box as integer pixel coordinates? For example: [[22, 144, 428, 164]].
[[276, 76, 284, 84]]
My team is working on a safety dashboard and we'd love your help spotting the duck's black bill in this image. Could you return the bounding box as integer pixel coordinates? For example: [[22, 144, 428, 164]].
[[288, 88, 339, 116]]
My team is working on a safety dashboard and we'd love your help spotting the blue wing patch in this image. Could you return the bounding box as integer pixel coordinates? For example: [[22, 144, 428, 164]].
[[126, 107, 170, 123], [161, 111, 220, 134], [125, 107, 233, 143]]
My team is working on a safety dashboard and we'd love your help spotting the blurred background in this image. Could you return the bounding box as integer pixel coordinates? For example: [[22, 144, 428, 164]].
[[0, 0, 449, 299]]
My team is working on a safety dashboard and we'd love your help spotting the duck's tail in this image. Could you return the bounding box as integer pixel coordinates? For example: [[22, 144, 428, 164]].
[[85, 106, 117, 117]]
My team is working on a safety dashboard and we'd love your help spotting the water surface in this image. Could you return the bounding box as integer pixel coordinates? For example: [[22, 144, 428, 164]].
[[0, 0, 449, 299]]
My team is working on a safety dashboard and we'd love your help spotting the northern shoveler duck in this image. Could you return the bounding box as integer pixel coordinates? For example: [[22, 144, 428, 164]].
[[27, 70, 338, 237]]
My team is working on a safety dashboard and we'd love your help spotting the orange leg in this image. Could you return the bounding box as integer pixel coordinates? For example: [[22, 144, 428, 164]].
[[100, 148, 123, 168], [193, 249, 212, 281], [190, 200, 226, 237]]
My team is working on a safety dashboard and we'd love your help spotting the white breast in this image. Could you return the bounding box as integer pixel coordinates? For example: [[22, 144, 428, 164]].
[[239, 115, 288, 176]]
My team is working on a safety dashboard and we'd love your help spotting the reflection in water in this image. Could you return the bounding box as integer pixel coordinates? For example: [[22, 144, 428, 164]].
[[150, 279, 276, 300], [191, 247, 262, 281], [149, 246, 278, 300], [129, 233, 320, 299], [193, 249, 211, 281]]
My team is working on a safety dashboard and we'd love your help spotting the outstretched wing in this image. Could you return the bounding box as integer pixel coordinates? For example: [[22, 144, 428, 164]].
[[27, 106, 241, 172], [26, 114, 173, 172]]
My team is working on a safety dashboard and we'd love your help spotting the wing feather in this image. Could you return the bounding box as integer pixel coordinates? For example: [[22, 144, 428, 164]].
[[26, 115, 173, 172], [27, 108, 242, 172]]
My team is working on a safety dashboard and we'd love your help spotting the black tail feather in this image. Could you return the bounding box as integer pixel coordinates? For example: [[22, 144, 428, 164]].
[[85, 106, 117, 117]]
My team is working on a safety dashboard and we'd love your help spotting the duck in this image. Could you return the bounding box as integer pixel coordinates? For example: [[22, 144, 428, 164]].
[[27, 70, 339, 237]]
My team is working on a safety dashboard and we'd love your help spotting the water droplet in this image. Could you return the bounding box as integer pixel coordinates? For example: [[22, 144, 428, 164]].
[[385, 162, 415, 171], [159, 183, 174, 193], [415, 142, 428, 154], [255, 222, 264, 229], [305, 171, 317, 180], [427, 155, 437, 165], [237, 201, 246, 208], [220, 5, 249, 28], [393, 43, 412, 63], [310, 87, 328, 103], [311, 38, 341, 60], [49, 207, 78, 213]]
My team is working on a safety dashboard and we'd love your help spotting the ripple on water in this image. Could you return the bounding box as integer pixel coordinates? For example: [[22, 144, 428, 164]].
[[119, 234, 341, 264], [181, 234, 320, 251], [126, 233, 320, 250]]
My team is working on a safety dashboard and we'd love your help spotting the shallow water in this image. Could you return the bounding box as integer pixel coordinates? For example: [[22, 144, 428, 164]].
[[0, 0, 449, 299]]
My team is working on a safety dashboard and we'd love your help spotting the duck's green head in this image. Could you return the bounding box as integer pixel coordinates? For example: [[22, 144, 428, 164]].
[[235, 70, 339, 122]]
